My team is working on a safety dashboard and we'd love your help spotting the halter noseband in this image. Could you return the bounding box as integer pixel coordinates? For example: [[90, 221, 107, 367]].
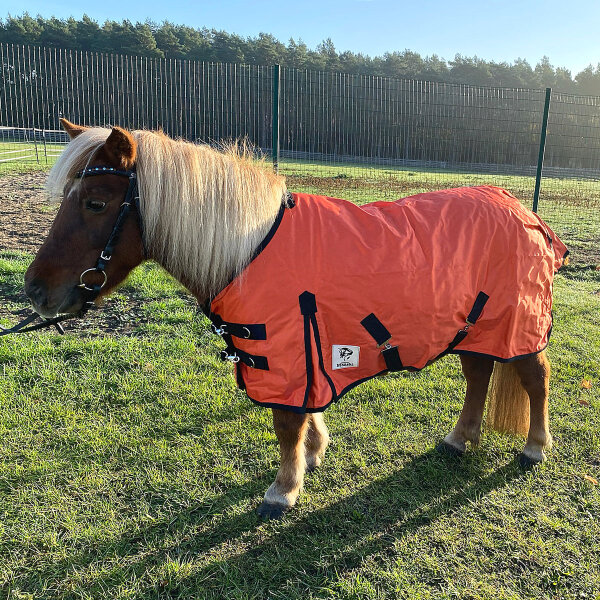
[[0, 165, 143, 337]]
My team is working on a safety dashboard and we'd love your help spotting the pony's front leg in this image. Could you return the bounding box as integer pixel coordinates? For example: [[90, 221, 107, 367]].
[[257, 408, 309, 519]]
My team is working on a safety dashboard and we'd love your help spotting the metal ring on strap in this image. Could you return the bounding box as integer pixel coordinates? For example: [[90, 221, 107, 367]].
[[78, 268, 108, 291]]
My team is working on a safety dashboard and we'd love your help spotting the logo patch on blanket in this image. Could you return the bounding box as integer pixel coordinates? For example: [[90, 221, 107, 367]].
[[332, 345, 360, 369]]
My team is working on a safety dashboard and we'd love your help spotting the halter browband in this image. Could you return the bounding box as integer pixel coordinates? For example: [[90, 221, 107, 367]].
[[0, 165, 142, 337]]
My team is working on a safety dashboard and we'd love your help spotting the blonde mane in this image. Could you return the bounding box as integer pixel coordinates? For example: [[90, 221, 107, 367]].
[[47, 128, 288, 300]]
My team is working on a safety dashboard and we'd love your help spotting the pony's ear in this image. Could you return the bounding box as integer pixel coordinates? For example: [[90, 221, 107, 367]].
[[60, 118, 88, 139], [103, 126, 137, 169]]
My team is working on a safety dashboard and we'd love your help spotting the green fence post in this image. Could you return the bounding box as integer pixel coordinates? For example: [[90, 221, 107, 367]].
[[272, 64, 280, 174], [533, 87, 551, 213]]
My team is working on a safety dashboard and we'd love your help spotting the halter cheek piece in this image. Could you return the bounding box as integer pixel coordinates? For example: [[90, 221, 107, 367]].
[[74, 166, 142, 297], [0, 166, 144, 337]]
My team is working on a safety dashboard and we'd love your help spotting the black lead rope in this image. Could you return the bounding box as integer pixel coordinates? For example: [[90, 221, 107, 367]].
[[0, 312, 68, 336], [0, 165, 141, 337]]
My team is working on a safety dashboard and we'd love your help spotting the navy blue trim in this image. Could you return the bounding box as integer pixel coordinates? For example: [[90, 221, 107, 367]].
[[309, 313, 337, 402], [244, 369, 388, 413], [298, 291, 337, 409], [248, 200, 289, 264], [207, 197, 290, 308], [454, 317, 553, 363], [335, 370, 388, 402], [299, 294, 315, 410], [239, 295, 552, 414], [453, 344, 549, 364], [245, 340, 551, 414]]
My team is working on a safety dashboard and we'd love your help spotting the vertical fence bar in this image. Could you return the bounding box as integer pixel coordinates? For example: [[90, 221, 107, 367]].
[[272, 64, 280, 173], [532, 87, 552, 213]]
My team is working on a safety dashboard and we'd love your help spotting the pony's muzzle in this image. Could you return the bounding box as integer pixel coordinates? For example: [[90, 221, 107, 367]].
[[25, 276, 85, 318], [24, 277, 48, 309]]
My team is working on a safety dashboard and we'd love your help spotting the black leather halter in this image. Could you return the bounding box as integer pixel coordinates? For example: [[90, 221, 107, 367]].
[[0, 165, 143, 337]]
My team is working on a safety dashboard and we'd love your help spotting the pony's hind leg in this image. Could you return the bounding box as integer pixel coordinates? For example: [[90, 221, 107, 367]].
[[441, 355, 494, 455], [257, 408, 309, 519], [512, 350, 552, 466], [305, 413, 330, 471]]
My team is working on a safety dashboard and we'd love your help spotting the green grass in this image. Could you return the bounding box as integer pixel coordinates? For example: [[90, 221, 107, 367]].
[[0, 248, 599, 596], [0, 162, 599, 598], [0, 140, 65, 175]]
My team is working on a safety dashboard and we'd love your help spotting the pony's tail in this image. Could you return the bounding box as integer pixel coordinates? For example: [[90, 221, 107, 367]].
[[486, 362, 530, 436]]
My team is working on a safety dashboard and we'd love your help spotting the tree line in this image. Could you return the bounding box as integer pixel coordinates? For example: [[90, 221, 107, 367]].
[[2, 13, 600, 95]]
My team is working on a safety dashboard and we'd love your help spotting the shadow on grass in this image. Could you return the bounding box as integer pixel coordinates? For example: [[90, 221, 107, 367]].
[[167, 451, 526, 597], [3, 447, 526, 598]]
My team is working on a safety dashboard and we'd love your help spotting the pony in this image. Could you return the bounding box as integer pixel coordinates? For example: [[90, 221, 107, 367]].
[[24, 119, 563, 519]]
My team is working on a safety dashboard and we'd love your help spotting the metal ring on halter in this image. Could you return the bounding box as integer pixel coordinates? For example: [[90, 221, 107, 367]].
[[242, 326, 251, 339], [78, 268, 108, 291]]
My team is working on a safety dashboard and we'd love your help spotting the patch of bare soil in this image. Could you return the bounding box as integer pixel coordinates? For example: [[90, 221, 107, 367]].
[[0, 171, 57, 253]]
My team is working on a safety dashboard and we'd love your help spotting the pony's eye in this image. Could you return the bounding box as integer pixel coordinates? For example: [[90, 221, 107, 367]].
[[86, 199, 107, 213]]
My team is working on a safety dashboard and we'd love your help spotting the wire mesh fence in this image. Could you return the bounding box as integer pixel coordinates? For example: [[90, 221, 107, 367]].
[[1, 42, 599, 264], [279, 70, 548, 202]]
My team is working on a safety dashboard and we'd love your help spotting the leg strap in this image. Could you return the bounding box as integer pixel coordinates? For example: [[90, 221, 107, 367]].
[[361, 291, 490, 372]]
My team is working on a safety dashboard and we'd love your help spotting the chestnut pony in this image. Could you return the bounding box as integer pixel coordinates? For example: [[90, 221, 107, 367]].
[[25, 120, 553, 519]]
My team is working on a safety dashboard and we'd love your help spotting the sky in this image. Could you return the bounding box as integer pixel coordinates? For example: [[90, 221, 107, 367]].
[[2, 0, 599, 76]]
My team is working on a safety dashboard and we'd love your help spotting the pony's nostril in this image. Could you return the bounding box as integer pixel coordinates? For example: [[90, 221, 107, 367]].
[[25, 278, 48, 306]]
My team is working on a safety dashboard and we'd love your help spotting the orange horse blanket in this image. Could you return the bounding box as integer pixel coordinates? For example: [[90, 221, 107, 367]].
[[209, 186, 567, 413]]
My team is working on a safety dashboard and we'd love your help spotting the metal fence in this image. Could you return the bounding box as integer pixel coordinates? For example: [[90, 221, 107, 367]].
[[1, 43, 599, 264]]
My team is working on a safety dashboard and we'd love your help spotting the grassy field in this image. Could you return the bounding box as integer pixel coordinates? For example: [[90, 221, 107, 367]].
[[0, 140, 66, 176], [0, 163, 599, 599]]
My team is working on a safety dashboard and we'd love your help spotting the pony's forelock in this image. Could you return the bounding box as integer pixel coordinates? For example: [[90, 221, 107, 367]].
[[46, 127, 112, 203]]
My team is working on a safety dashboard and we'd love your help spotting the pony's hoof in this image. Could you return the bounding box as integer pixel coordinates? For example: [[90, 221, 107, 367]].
[[436, 440, 465, 457], [518, 452, 542, 469], [256, 501, 289, 520], [305, 457, 322, 473]]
